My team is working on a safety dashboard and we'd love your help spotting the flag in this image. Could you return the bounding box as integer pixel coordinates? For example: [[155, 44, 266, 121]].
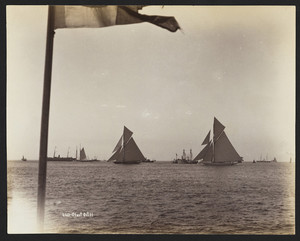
[[53, 5, 180, 32], [37, 5, 180, 230]]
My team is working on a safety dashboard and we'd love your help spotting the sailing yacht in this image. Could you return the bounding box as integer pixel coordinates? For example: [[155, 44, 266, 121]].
[[108, 126, 146, 164], [78, 147, 98, 162], [194, 117, 243, 166]]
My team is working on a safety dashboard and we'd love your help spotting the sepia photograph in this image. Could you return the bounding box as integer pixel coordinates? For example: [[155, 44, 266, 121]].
[[6, 5, 295, 234]]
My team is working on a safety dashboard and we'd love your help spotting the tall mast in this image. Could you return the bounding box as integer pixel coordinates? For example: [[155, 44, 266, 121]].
[[212, 121, 215, 163], [212, 139, 215, 163], [212, 123, 215, 163], [123, 135, 125, 162], [37, 5, 55, 231]]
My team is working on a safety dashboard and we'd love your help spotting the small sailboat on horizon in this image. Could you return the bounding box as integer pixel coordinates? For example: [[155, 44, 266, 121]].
[[78, 147, 98, 162], [108, 126, 146, 164], [254, 154, 277, 163], [194, 117, 243, 166]]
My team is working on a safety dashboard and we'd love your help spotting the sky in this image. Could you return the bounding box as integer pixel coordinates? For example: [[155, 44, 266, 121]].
[[7, 5, 295, 161]]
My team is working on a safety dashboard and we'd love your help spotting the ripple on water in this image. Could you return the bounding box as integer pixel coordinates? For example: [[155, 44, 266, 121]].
[[7, 161, 295, 234]]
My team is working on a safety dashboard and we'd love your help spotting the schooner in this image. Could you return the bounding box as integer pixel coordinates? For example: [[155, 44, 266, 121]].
[[194, 117, 243, 166], [108, 126, 146, 164]]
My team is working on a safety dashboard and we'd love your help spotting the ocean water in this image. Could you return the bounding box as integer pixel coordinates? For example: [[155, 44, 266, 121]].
[[7, 161, 295, 234]]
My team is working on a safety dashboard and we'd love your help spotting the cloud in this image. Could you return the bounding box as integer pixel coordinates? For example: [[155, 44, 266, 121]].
[[142, 110, 151, 118], [142, 110, 160, 119], [116, 105, 126, 108]]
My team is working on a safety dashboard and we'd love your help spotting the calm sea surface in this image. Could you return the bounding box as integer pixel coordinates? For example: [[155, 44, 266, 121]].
[[7, 161, 295, 234]]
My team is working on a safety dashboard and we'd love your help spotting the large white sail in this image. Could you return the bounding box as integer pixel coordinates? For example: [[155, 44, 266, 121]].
[[123, 138, 146, 162], [214, 131, 242, 163]]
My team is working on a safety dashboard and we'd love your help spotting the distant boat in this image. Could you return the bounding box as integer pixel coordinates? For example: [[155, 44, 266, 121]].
[[172, 149, 197, 164], [142, 158, 156, 163], [47, 147, 76, 161], [253, 153, 277, 163], [194, 117, 243, 166], [108, 126, 146, 164], [47, 156, 76, 162], [21, 156, 27, 161], [78, 147, 98, 162], [255, 156, 277, 163]]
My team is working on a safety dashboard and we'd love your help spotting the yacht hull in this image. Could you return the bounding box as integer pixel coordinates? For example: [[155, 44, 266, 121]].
[[202, 161, 238, 166], [114, 160, 141, 164]]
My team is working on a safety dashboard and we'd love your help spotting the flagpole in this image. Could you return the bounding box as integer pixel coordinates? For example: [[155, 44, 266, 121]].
[[37, 5, 55, 232]]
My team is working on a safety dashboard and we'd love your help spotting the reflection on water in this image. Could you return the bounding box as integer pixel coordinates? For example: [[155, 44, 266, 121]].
[[8, 191, 39, 233]]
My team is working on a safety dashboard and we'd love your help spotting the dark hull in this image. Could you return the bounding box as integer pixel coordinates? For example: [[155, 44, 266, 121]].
[[78, 159, 99, 162], [114, 160, 141, 164], [202, 161, 238, 166], [172, 159, 198, 164], [47, 157, 76, 161], [142, 159, 156, 163], [255, 161, 276, 163], [254, 158, 277, 163]]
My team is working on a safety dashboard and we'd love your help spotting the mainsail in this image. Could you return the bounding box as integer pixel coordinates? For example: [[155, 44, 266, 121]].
[[108, 126, 146, 163], [202, 142, 213, 163], [123, 138, 145, 161], [214, 131, 242, 163], [194, 117, 242, 165]]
